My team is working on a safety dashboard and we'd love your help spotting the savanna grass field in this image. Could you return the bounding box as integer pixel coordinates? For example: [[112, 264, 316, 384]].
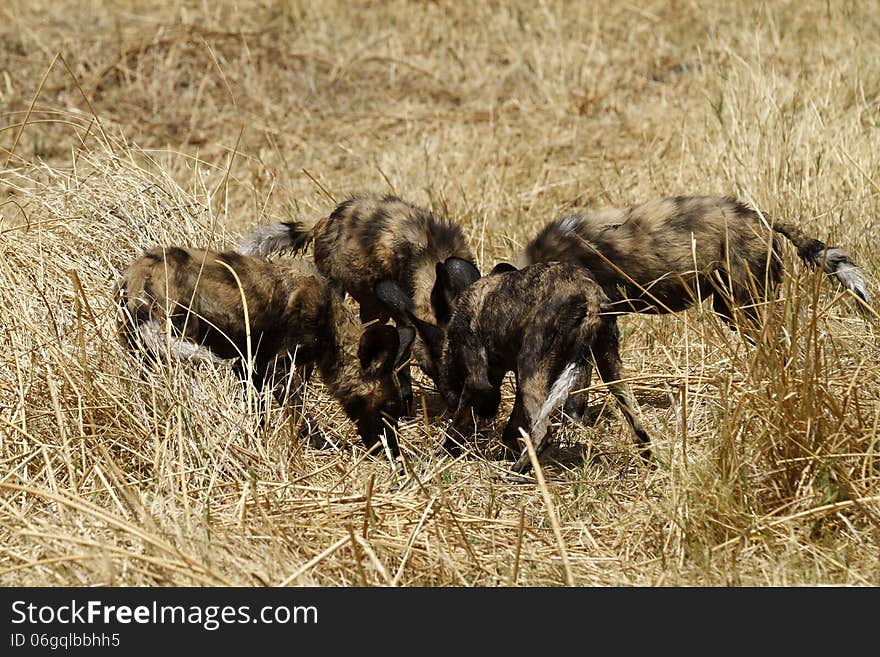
[[1, 0, 879, 588]]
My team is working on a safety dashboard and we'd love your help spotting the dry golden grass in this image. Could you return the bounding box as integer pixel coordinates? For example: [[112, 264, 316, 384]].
[[1, 0, 879, 586]]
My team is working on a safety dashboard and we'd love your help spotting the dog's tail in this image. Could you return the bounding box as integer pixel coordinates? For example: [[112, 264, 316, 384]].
[[237, 220, 315, 258], [771, 218, 872, 312]]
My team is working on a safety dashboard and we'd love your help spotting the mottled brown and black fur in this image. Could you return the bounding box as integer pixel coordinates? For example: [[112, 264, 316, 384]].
[[520, 195, 872, 325], [116, 246, 414, 455], [238, 194, 480, 395], [425, 261, 650, 474]]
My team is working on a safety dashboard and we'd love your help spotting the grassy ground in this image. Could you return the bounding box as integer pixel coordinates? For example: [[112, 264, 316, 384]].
[[1, 0, 879, 586]]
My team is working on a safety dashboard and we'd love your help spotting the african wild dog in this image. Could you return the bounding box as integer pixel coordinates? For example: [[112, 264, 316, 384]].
[[378, 260, 650, 474], [237, 193, 481, 405], [116, 246, 415, 456], [520, 195, 872, 322], [519, 195, 873, 420]]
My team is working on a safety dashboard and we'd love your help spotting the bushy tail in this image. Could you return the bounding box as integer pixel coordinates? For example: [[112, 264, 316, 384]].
[[237, 221, 314, 258], [771, 219, 873, 311]]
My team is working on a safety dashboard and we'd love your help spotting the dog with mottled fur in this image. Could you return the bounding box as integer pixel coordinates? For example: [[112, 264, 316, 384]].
[[116, 246, 414, 456], [520, 195, 874, 420], [520, 195, 871, 322], [238, 193, 480, 405], [378, 260, 650, 474]]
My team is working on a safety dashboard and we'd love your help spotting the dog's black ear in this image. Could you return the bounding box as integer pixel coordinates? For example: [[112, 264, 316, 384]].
[[394, 326, 416, 367], [443, 257, 481, 290], [358, 324, 401, 379], [374, 280, 416, 325], [490, 262, 518, 275], [431, 258, 481, 325]]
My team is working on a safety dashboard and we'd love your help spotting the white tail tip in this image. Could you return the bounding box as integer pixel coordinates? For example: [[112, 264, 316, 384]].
[[137, 321, 225, 364], [823, 248, 872, 308], [237, 223, 293, 257]]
